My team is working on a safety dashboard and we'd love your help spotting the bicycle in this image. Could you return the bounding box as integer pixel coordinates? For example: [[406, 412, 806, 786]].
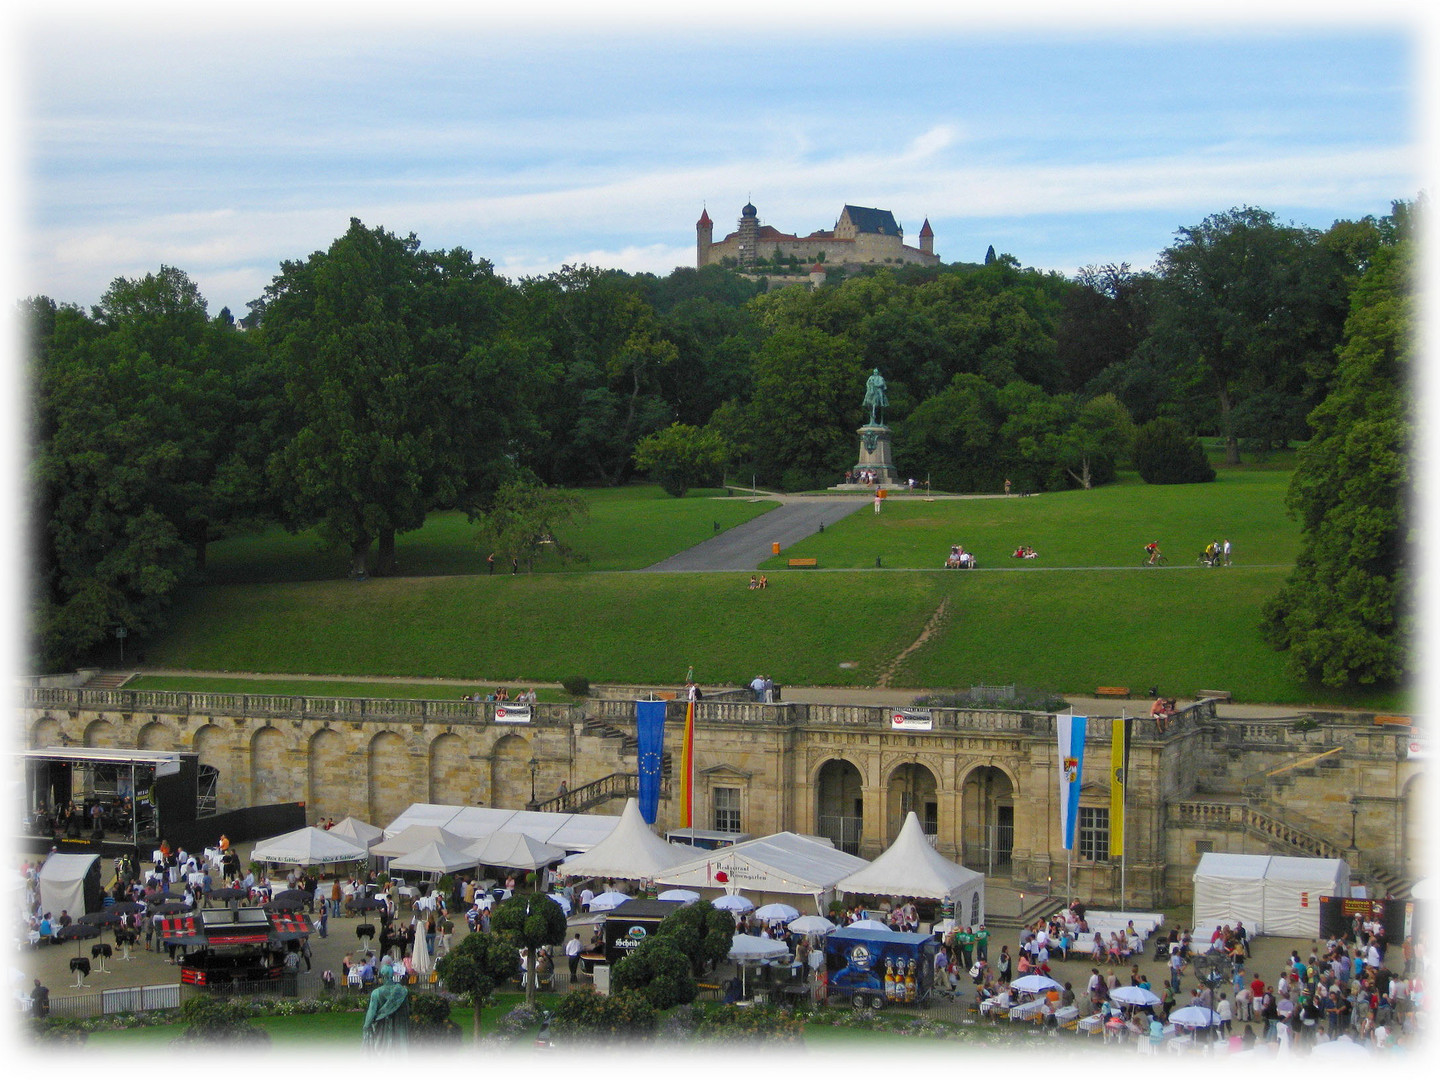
[[1142, 552, 1168, 567]]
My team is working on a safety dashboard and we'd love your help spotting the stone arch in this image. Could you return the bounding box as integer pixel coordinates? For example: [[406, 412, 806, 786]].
[[1400, 773, 1425, 878], [192, 723, 232, 808], [815, 758, 864, 855], [250, 725, 288, 806], [84, 718, 117, 747], [137, 721, 172, 750], [489, 733, 531, 810], [308, 727, 348, 825], [31, 716, 62, 749], [958, 763, 1016, 875], [367, 731, 411, 825], [428, 733, 470, 806], [884, 761, 939, 844]]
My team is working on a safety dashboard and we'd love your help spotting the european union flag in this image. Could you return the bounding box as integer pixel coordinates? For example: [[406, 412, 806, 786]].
[[636, 700, 667, 824]]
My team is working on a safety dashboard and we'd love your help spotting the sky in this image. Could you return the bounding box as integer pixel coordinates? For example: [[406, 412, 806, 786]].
[[5, 1, 1432, 318]]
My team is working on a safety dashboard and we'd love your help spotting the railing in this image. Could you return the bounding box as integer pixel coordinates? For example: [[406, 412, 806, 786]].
[[45, 982, 181, 1020], [530, 772, 670, 814], [1169, 800, 1348, 860]]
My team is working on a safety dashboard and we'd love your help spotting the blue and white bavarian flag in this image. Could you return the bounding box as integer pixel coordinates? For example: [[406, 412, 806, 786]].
[[636, 700, 668, 824], [1056, 713, 1087, 850]]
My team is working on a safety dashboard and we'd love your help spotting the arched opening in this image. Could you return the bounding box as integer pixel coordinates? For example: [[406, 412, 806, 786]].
[[308, 728, 347, 824], [428, 733, 469, 806], [816, 759, 864, 855], [31, 717, 61, 749], [137, 721, 171, 750], [960, 765, 1015, 875], [367, 732, 409, 825], [885, 762, 938, 844], [489, 734, 531, 810], [83, 719, 116, 748], [192, 724, 230, 809], [251, 726, 287, 805]]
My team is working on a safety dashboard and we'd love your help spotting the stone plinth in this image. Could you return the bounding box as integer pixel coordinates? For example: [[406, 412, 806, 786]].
[[853, 425, 899, 485]]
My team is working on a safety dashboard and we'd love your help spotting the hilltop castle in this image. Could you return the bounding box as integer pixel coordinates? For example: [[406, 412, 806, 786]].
[[697, 202, 938, 271]]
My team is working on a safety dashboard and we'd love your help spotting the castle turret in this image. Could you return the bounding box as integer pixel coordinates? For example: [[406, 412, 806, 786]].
[[696, 208, 713, 268], [809, 262, 827, 290], [737, 201, 759, 268], [919, 218, 934, 257]]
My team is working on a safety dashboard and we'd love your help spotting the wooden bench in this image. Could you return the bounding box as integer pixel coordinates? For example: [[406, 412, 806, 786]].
[[1373, 714, 1411, 727], [1095, 686, 1130, 698], [1196, 689, 1232, 702], [787, 558, 818, 568]]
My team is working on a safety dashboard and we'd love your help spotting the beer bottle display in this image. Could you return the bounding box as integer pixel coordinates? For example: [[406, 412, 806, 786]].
[[905, 958, 917, 1002], [884, 957, 895, 1000]]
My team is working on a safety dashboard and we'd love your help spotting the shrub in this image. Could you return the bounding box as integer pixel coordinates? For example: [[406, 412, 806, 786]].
[[610, 938, 696, 1008], [495, 1002, 544, 1040], [407, 991, 461, 1046], [560, 675, 591, 698], [694, 1002, 805, 1042], [1132, 418, 1216, 484], [551, 987, 656, 1044], [172, 996, 270, 1045]]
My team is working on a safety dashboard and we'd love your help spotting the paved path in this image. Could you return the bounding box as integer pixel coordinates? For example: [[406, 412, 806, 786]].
[[639, 495, 869, 572]]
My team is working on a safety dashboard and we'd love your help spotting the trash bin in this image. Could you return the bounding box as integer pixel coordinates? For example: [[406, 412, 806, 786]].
[[771, 542, 781, 555], [593, 964, 611, 996]]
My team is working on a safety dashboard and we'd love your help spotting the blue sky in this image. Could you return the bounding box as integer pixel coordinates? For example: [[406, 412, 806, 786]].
[[6, 2, 1431, 317]]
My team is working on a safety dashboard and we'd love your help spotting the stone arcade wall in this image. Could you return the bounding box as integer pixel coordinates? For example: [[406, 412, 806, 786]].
[[17, 687, 1420, 907]]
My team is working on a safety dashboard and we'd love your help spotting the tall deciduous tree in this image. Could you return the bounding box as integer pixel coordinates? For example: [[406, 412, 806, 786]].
[[1262, 206, 1415, 687], [490, 892, 568, 1004]]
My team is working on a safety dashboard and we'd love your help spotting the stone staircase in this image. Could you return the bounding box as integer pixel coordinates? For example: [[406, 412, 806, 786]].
[[84, 671, 134, 690]]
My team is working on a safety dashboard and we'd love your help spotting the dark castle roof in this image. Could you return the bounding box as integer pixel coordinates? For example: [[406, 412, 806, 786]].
[[843, 205, 902, 236]]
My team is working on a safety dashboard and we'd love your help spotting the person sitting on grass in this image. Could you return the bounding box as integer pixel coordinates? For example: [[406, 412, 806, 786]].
[[748, 575, 759, 590], [757, 575, 768, 589]]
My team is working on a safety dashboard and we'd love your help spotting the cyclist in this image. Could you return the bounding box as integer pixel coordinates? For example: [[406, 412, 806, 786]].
[[1144, 541, 1162, 566], [1202, 541, 1219, 566]]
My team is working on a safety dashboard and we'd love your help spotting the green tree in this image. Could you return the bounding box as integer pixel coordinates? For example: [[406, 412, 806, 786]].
[[653, 898, 735, 976], [471, 476, 588, 570], [489, 892, 568, 1004], [632, 422, 731, 497], [434, 926, 522, 1042], [1262, 209, 1415, 687], [1132, 418, 1216, 485], [893, 373, 1004, 492], [610, 937, 697, 1008], [550, 987, 657, 1044]]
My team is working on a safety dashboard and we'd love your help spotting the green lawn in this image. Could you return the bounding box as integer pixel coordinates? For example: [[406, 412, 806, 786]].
[[124, 676, 576, 702], [202, 486, 778, 584], [137, 469, 1406, 710]]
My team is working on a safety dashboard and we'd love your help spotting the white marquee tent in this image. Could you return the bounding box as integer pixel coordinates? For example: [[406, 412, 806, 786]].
[[386, 840, 480, 876], [327, 816, 384, 850], [1193, 852, 1349, 937], [835, 812, 986, 922], [656, 831, 869, 914], [251, 826, 369, 866], [371, 825, 472, 860], [558, 798, 690, 880], [467, 831, 567, 872], [382, 803, 621, 853], [38, 853, 98, 918]]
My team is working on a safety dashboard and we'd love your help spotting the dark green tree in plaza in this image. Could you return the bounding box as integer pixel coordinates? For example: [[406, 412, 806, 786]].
[[1262, 204, 1415, 687], [489, 891, 568, 1004], [632, 421, 732, 497], [653, 898, 736, 976], [434, 926, 524, 1043]]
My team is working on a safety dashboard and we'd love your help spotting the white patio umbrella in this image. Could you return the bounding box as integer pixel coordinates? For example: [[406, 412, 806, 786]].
[[728, 932, 790, 999], [1168, 1006, 1222, 1027], [658, 889, 700, 903], [754, 902, 800, 922], [847, 918, 891, 931], [1011, 974, 1062, 995], [586, 891, 632, 912], [711, 893, 754, 913], [786, 915, 836, 935], [410, 922, 433, 979], [546, 893, 572, 915], [1110, 985, 1162, 1007]]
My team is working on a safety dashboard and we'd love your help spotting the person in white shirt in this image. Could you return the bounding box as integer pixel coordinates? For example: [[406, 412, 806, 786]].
[[565, 932, 583, 979]]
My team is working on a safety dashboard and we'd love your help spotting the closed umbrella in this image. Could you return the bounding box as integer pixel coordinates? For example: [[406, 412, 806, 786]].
[[411, 921, 433, 980], [711, 893, 754, 913], [1110, 985, 1162, 1007], [786, 915, 836, 935], [754, 903, 800, 922]]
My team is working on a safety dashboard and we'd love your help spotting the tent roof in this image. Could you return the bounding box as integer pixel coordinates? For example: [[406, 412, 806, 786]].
[[371, 825, 470, 859], [1263, 856, 1349, 885], [835, 812, 984, 900], [37, 853, 98, 882], [1192, 852, 1272, 880], [560, 799, 691, 879], [467, 831, 566, 871], [382, 803, 621, 853], [656, 831, 869, 894], [250, 826, 368, 865], [327, 817, 383, 847], [386, 841, 479, 874]]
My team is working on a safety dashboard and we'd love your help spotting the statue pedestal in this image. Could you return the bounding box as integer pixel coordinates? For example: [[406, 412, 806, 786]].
[[853, 425, 899, 485]]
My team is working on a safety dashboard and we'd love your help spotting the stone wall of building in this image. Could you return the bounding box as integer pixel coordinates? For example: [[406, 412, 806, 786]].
[[18, 686, 1420, 907]]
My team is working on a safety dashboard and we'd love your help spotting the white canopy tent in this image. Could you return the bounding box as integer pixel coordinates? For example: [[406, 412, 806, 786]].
[[371, 825, 471, 859], [656, 831, 869, 914], [327, 816, 384, 850], [386, 841, 479, 876], [835, 812, 986, 923], [467, 831, 566, 872], [1193, 852, 1349, 937], [250, 826, 369, 866], [382, 803, 621, 853], [38, 853, 98, 918], [559, 798, 691, 880]]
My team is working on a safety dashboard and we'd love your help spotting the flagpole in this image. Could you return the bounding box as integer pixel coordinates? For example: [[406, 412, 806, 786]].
[[1120, 709, 1127, 907], [1065, 712, 1072, 907], [689, 700, 697, 843]]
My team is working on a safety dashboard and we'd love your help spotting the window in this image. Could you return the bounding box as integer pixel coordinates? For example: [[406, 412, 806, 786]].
[[1077, 807, 1109, 861], [1194, 840, 1214, 855], [713, 787, 742, 834]]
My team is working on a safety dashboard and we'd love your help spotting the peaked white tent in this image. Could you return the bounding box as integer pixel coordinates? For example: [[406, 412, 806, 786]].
[[559, 799, 691, 879], [835, 812, 986, 922], [467, 831, 566, 872], [327, 816, 384, 850], [386, 841, 479, 875], [38, 853, 99, 918], [656, 831, 869, 913], [1193, 853, 1349, 937], [371, 825, 471, 859], [251, 826, 369, 866], [382, 803, 621, 853]]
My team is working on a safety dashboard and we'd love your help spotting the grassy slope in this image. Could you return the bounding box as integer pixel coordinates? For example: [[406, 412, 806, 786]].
[[142, 472, 1406, 710]]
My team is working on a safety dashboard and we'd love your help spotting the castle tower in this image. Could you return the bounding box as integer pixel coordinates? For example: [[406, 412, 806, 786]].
[[919, 218, 934, 257], [696, 207, 713, 268], [809, 262, 827, 290], [737, 201, 759, 268]]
